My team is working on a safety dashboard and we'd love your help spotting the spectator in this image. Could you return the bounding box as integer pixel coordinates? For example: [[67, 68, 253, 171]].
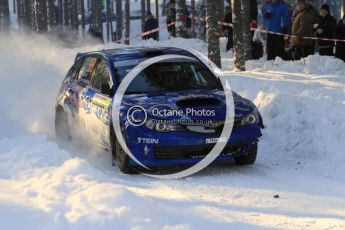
[[263, 0, 291, 60], [166, 0, 177, 38], [143, 11, 159, 40], [316, 4, 336, 56], [335, 16, 345, 62], [223, 5, 233, 51], [292, 0, 319, 24], [291, 1, 314, 59]]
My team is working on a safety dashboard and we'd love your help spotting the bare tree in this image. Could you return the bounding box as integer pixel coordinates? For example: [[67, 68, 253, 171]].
[[0, 0, 11, 32], [124, 0, 130, 44], [206, 0, 221, 68], [116, 0, 122, 41], [232, 0, 245, 71], [242, 0, 251, 61]]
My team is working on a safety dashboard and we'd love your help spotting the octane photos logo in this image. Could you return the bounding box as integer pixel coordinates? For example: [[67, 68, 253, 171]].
[[127, 106, 217, 127], [127, 105, 147, 126], [112, 54, 235, 179]]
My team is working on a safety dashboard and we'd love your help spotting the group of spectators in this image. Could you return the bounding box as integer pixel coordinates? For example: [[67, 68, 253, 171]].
[[263, 0, 345, 62]]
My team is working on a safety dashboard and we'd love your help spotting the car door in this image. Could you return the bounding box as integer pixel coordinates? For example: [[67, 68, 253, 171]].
[[86, 57, 113, 147], [69, 56, 98, 136]]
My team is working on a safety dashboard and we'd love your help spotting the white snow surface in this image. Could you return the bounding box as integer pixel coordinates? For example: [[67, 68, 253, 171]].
[[0, 34, 345, 229]]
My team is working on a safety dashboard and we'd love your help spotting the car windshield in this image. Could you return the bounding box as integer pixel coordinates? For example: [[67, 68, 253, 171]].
[[114, 58, 222, 94]]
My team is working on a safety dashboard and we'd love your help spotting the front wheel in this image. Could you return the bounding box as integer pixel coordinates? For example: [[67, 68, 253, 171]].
[[234, 142, 258, 165], [110, 128, 136, 174]]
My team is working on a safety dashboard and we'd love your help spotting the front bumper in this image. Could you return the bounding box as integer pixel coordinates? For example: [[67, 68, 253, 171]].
[[125, 124, 262, 167]]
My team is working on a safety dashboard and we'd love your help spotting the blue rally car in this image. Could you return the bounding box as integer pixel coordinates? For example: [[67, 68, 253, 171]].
[[55, 47, 264, 174]]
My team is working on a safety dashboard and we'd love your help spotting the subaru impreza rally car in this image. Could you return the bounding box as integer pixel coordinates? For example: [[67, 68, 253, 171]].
[[55, 47, 264, 174]]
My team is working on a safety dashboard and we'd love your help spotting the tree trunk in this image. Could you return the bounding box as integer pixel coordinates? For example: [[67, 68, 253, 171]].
[[191, 0, 195, 37], [106, 0, 111, 42], [24, 0, 32, 31], [35, 0, 48, 33], [16, 0, 24, 31], [116, 0, 122, 41], [64, 0, 70, 27], [242, 0, 251, 61], [206, 0, 221, 68], [0, 0, 11, 32], [58, 0, 63, 25], [232, 0, 245, 71], [124, 0, 130, 44], [155, 0, 159, 40], [80, 0, 85, 35], [141, 0, 146, 33], [146, 0, 151, 13]]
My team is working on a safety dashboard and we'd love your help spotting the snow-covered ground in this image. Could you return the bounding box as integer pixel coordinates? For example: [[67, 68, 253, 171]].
[[1, 34, 345, 229]]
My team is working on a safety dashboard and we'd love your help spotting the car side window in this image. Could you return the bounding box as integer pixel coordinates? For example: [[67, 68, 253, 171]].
[[66, 60, 82, 80], [77, 56, 98, 81], [91, 58, 111, 91]]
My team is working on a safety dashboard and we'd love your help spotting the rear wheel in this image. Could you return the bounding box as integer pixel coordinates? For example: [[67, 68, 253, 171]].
[[55, 109, 71, 149], [110, 128, 136, 174], [234, 142, 257, 165]]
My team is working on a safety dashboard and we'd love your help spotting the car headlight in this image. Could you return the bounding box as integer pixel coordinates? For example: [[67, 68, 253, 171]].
[[145, 119, 183, 132], [241, 110, 259, 126]]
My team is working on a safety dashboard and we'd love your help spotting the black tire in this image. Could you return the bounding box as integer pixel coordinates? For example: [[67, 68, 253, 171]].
[[55, 109, 71, 149], [110, 128, 136, 174], [234, 142, 258, 165]]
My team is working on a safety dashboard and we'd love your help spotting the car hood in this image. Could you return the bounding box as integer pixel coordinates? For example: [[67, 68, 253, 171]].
[[120, 89, 257, 121]]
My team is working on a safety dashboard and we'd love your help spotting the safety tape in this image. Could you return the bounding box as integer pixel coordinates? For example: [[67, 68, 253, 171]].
[[113, 15, 345, 44]]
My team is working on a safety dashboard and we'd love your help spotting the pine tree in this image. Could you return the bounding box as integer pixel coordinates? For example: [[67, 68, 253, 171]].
[[206, 0, 221, 68], [116, 0, 122, 41], [0, 0, 10, 32], [124, 0, 130, 44], [232, 0, 245, 71]]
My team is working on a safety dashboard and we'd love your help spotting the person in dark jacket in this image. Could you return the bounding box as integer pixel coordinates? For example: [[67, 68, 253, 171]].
[[166, 0, 177, 38], [335, 16, 345, 62], [263, 0, 291, 60], [316, 4, 336, 56], [291, 2, 315, 59], [223, 5, 233, 51], [143, 11, 159, 40]]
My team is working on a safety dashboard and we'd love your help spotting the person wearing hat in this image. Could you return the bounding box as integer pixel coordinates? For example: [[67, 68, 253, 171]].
[[166, 0, 177, 38], [291, 1, 315, 59], [143, 11, 159, 40], [316, 4, 336, 56]]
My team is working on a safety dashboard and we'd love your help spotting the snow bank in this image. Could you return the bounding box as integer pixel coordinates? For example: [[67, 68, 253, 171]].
[[1, 36, 345, 229]]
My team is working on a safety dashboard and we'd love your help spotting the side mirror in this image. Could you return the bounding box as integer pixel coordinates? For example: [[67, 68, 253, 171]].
[[100, 83, 111, 95]]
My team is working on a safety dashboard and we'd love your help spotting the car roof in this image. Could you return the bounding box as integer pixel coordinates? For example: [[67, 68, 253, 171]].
[[76, 47, 195, 62]]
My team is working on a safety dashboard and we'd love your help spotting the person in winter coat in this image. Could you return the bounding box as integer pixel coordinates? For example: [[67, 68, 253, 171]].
[[143, 11, 159, 40], [291, 2, 315, 59], [335, 16, 345, 62], [263, 0, 291, 60], [223, 5, 233, 51], [166, 0, 177, 38], [316, 4, 336, 56]]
